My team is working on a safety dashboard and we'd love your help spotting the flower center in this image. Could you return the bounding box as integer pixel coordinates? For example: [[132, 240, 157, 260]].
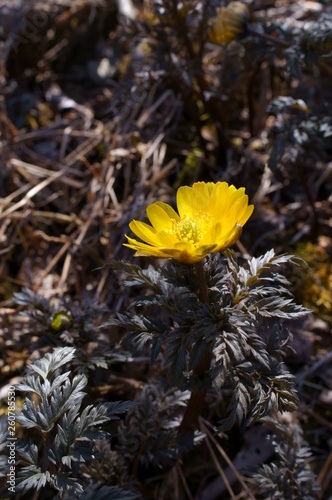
[[177, 218, 200, 242], [171, 213, 210, 243]]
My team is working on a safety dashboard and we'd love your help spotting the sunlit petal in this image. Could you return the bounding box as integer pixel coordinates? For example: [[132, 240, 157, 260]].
[[191, 182, 210, 213], [129, 220, 158, 246], [240, 204, 254, 226], [177, 186, 194, 218], [216, 224, 242, 251], [153, 201, 180, 221], [147, 203, 174, 230], [205, 222, 222, 245], [157, 230, 180, 246], [124, 236, 166, 258], [227, 195, 249, 221]]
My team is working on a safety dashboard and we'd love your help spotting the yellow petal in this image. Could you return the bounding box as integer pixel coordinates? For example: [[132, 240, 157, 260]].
[[239, 204, 254, 226], [163, 242, 205, 264], [214, 182, 232, 219], [124, 236, 167, 258], [165, 248, 195, 264], [231, 186, 246, 202], [129, 220, 158, 245], [177, 186, 193, 218], [194, 242, 219, 258], [206, 182, 217, 196], [191, 182, 210, 213], [216, 223, 242, 251], [204, 222, 222, 245], [156, 230, 179, 246], [228, 184, 241, 204], [147, 203, 174, 230], [226, 194, 249, 222], [227, 195, 254, 226], [153, 201, 180, 221]]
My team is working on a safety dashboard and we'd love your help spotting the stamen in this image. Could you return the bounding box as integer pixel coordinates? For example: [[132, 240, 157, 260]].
[[171, 213, 210, 243]]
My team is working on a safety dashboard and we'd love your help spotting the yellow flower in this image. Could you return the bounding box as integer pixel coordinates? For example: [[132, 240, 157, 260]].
[[124, 181, 254, 264], [209, 2, 250, 45]]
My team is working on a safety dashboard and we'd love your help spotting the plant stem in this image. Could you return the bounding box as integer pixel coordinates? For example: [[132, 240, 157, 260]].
[[179, 261, 212, 433], [194, 260, 210, 305]]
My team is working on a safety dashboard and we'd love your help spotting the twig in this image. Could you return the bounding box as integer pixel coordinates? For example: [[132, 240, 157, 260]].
[[33, 240, 71, 291], [199, 418, 257, 500], [176, 462, 194, 500], [302, 406, 332, 433], [0, 169, 65, 220], [247, 29, 290, 47], [296, 350, 332, 388], [317, 450, 332, 495], [199, 419, 237, 500]]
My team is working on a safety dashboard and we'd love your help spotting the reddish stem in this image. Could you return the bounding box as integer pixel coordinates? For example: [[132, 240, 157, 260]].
[[179, 261, 212, 433]]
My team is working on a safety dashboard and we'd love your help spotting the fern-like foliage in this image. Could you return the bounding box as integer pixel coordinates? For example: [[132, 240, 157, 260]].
[[81, 438, 132, 490], [4, 347, 137, 498], [267, 96, 332, 173], [252, 418, 321, 499], [0, 415, 8, 479], [109, 250, 310, 432], [118, 382, 203, 468], [13, 288, 130, 373], [265, 17, 332, 69]]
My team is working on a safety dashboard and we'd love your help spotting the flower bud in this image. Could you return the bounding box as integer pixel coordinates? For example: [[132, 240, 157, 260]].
[[209, 2, 250, 45]]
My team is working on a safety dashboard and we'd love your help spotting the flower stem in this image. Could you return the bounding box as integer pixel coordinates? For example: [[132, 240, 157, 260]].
[[194, 261, 210, 305], [179, 261, 212, 433]]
